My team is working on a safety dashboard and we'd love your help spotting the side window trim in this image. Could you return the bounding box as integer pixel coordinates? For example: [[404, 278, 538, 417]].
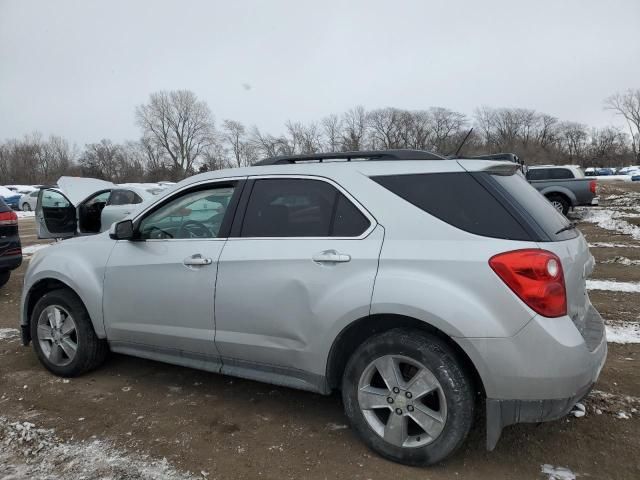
[[131, 179, 245, 241], [230, 175, 376, 240]]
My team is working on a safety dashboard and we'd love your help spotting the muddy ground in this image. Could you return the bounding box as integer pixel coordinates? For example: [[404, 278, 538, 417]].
[[1, 182, 639, 479]]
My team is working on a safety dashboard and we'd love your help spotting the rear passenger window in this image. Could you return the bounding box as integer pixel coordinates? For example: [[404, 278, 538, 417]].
[[526, 169, 550, 180], [372, 173, 531, 241], [550, 168, 574, 179], [241, 178, 370, 237], [108, 189, 143, 206]]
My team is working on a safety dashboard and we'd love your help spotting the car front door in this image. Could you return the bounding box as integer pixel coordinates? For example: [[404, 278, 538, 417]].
[[36, 189, 77, 239], [102, 179, 243, 362], [214, 176, 383, 390]]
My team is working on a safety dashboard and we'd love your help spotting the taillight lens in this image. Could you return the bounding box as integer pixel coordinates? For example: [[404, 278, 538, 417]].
[[0, 211, 18, 226], [489, 249, 567, 318], [589, 180, 597, 195]]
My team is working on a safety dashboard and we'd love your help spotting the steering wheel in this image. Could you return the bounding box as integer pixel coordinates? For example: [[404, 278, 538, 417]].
[[177, 220, 213, 239]]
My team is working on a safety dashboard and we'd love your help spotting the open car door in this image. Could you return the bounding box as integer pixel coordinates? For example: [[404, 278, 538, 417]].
[[36, 189, 76, 239]]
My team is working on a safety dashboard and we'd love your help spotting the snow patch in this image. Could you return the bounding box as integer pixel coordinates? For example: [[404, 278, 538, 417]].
[[601, 256, 640, 266], [588, 242, 640, 249], [16, 211, 35, 218], [586, 279, 640, 293], [541, 464, 576, 480], [580, 208, 640, 240], [0, 328, 20, 341], [606, 322, 640, 344], [0, 416, 195, 480]]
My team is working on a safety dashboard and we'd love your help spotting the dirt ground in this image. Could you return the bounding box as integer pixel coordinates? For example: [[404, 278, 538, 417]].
[[1, 183, 640, 479]]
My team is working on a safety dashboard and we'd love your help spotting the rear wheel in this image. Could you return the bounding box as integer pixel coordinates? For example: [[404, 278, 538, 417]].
[[342, 329, 474, 466], [22, 203, 31, 211], [0, 271, 10, 288], [30, 289, 108, 377], [547, 194, 570, 216]]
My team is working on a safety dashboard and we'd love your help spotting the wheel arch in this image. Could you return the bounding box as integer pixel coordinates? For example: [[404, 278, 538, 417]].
[[23, 277, 100, 344], [541, 188, 575, 206], [325, 314, 485, 397]]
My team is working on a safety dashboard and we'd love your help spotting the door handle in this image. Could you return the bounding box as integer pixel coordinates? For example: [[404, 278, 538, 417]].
[[312, 250, 351, 263], [183, 254, 213, 266]]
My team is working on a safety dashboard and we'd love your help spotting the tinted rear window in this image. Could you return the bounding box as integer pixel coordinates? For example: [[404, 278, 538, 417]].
[[372, 173, 532, 241]]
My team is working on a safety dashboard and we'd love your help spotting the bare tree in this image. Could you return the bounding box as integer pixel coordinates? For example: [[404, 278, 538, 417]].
[[368, 108, 402, 149], [605, 89, 640, 161], [321, 114, 342, 151], [341, 106, 368, 151], [429, 107, 467, 152], [221, 119, 257, 167], [136, 90, 215, 179]]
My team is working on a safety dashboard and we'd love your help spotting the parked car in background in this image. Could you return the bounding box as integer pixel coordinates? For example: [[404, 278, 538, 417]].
[[0, 197, 22, 287], [618, 166, 640, 175], [526, 165, 598, 215], [20, 189, 41, 211], [0, 186, 22, 210], [35, 177, 164, 239], [22, 150, 606, 465]]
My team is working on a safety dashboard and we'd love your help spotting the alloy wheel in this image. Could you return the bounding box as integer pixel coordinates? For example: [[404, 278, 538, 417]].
[[37, 305, 78, 367], [357, 355, 447, 448]]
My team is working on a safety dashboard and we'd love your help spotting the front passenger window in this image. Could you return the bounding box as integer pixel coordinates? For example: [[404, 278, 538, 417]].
[[138, 185, 235, 240]]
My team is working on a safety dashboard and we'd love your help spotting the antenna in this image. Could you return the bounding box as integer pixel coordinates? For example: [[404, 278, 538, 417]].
[[453, 128, 474, 157]]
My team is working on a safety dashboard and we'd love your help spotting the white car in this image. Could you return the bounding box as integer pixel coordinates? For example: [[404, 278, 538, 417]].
[[19, 190, 41, 211], [35, 177, 165, 238]]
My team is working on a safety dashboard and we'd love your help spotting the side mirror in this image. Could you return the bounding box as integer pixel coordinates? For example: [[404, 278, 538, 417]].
[[109, 220, 135, 240]]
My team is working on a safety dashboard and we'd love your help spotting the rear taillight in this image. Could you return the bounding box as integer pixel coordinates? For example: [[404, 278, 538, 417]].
[[489, 249, 567, 318], [589, 180, 597, 195], [0, 211, 18, 226]]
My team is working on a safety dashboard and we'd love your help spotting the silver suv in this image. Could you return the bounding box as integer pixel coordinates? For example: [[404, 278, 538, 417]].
[[20, 150, 607, 466]]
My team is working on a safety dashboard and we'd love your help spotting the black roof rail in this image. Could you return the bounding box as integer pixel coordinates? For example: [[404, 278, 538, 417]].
[[254, 149, 445, 165]]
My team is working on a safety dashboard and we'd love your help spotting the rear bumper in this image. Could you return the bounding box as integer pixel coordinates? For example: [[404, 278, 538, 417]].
[[456, 303, 607, 449]]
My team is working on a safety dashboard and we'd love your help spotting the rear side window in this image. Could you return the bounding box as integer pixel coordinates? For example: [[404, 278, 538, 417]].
[[108, 189, 143, 206], [489, 173, 577, 241], [372, 173, 531, 240], [550, 168, 574, 179], [526, 169, 550, 180], [241, 178, 370, 237], [527, 168, 575, 180]]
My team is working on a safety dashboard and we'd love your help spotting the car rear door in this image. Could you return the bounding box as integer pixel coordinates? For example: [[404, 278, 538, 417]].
[[213, 176, 383, 389]]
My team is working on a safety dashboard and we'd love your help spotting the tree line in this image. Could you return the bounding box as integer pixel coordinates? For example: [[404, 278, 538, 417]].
[[1, 88, 639, 184]]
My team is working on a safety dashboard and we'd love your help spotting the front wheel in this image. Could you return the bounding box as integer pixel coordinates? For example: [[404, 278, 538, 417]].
[[30, 289, 108, 377], [22, 203, 31, 211], [342, 329, 474, 466]]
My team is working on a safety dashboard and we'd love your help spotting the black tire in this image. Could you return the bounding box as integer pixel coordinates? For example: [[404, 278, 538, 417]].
[[30, 288, 108, 377], [547, 194, 570, 216], [0, 271, 10, 289], [342, 329, 474, 466], [22, 203, 31, 211]]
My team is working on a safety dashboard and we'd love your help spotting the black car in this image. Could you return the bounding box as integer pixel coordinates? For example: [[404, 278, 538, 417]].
[[0, 197, 22, 287]]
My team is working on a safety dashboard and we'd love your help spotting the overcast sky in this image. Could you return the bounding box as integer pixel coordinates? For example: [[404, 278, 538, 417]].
[[1, 0, 639, 145]]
